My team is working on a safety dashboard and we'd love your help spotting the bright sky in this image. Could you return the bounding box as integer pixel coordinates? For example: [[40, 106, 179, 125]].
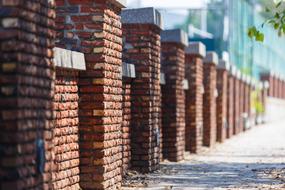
[[127, 0, 207, 9]]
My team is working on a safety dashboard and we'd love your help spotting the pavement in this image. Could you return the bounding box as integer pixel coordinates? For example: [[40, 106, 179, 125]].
[[122, 119, 285, 190]]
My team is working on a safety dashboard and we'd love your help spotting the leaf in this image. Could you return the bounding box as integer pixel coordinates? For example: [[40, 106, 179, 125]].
[[255, 32, 264, 42], [265, 7, 271, 12], [247, 27, 257, 38], [276, 1, 282, 8], [275, 12, 280, 19], [274, 23, 280, 29]]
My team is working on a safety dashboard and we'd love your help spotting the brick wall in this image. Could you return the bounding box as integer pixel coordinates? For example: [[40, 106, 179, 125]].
[[55, 0, 126, 189], [122, 8, 162, 173], [203, 52, 218, 147], [161, 29, 187, 161], [227, 66, 235, 138], [184, 42, 206, 153], [216, 60, 229, 143], [0, 1, 55, 189]]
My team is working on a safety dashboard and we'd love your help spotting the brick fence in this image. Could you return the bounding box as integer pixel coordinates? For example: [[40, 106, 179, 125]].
[[0, 2, 274, 189]]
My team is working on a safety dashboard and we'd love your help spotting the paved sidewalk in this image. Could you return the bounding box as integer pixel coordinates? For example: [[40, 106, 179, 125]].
[[123, 120, 285, 190]]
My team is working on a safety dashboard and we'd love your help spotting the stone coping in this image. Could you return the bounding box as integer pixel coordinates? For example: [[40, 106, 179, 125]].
[[121, 7, 163, 29], [263, 81, 270, 89], [230, 64, 237, 76], [236, 70, 241, 80], [203, 51, 218, 65], [246, 76, 251, 85], [122, 62, 136, 78], [183, 79, 189, 90], [185, 42, 206, 58], [218, 59, 230, 71], [241, 74, 248, 83], [53, 47, 86, 70], [160, 73, 166, 85], [161, 29, 188, 47], [111, 0, 127, 8]]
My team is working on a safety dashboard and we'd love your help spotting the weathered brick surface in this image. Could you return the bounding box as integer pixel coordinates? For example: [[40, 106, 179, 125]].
[[203, 53, 218, 147], [0, 0, 56, 189], [122, 20, 161, 172], [239, 77, 245, 132], [273, 75, 278, 98], [55, 0, 125, 189], [121, 77, 132, 174], [243, 77, 250, 130], [227, 68, 235, 138], [161, 40, 186, 162], [216, 64, 228, 143], [52, 68, 80, 189], [233, 72, 241, 135], [184, 42, 205, 153]]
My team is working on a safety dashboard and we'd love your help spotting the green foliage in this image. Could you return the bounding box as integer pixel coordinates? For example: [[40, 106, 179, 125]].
[[248, 26, 265, 42], [248, 0, 285, 41], [251, 90, 265, 114]]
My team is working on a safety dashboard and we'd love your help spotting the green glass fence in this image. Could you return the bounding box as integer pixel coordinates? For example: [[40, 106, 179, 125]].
[[227, 0, 285, 78]]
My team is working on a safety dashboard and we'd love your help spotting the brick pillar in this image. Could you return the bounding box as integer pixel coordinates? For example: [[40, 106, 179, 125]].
[[122, 8, 162, 173], [0, 1, 55, 189], [239, 74, 245, 132], [233, 70, 241, 135], [261, 81, 269, 123], [161, 29, 187, 161], [273, 73, 278, 98], [244, 76, 251, 130], [227, 65, 236, 138], [52, 48, 86, 189], [278, 75, 283, 99], [120, 62, 135, 175], [55, 0, 126, 189], [216, 59, 230, 143], [203, 52, 218, 147], [281, 76, 285, 99], [260, 72, 271, 97], [249, 78, 257, 127], [185, 42, 206, 153]]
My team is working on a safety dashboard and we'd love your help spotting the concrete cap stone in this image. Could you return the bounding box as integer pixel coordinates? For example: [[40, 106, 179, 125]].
[[161, 29, 188, 47], [121, 7, 163, 29], [230, 64, 237, 76], [218, 59, 230, 70], [246, 75, 251, 85], [183, 79, 189, 90], [111, 0, 127, 8], [236, 70, 241, 79], [241, 74, 247, 82], [160, 73, 166, 85], [250, 78, 257, 86], [203, 51, 218, 65], [185, 42, 206, 58], [263, 81, 270, 89], [53, 47, 86, 70], [122, 62, 136, 78]]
